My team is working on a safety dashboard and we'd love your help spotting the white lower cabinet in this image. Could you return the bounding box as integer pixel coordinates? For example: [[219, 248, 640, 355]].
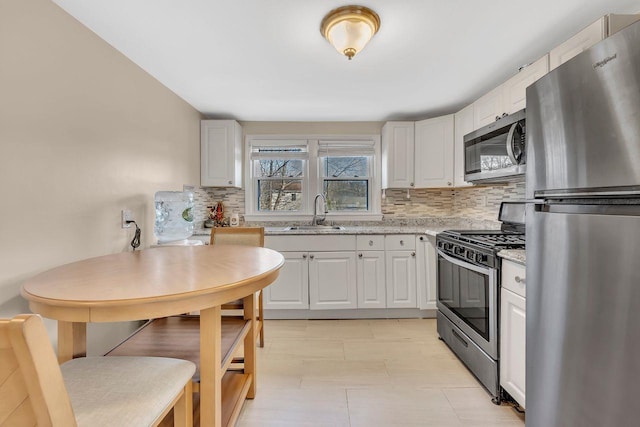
[[263, 251, 309, 309], [500, 260, 526, 408], [416, 235, 437, 310], [356, 251, 386, 308], [264, 234, 422, 314], [385, 251, 417, 307], [309, 252, 357, 309], [385, 235, 417, 308]]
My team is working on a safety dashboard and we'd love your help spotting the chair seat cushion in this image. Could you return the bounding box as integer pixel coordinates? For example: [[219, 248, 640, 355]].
[[61, 356, 195, 427]]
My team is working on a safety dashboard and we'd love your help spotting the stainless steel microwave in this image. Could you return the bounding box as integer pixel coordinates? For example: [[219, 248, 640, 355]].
[[464, 109, 526, 183]]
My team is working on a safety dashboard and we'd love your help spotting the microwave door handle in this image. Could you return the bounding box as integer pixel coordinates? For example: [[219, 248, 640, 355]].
[[506, 122, 518, 165]]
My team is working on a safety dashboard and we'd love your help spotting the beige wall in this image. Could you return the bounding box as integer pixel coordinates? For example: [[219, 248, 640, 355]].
[[240, 121, 384, 136], [0, 0, 201, 354]]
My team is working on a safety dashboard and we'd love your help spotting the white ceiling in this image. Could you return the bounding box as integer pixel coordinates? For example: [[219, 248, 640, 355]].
[[53, 0, 639, 122]]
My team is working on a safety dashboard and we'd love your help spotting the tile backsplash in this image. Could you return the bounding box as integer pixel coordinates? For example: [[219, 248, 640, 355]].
[[192, 181, 525, 227]]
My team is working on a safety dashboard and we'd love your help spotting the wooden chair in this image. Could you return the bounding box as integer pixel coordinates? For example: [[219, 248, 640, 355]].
[[210, 227, 266, 347], [0, 314, 195, 427]]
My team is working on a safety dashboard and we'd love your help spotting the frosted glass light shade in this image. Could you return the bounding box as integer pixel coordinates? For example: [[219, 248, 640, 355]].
[[320, 6, 380, 60]]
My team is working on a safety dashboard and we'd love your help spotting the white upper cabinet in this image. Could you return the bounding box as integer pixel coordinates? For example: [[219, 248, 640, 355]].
[[502, 55, 549, 114], [550, 19, 605, 70], [201, 120, 243, 187], [473, 55, 549, 132], [414, 115, 455, 188], [382, 118, 455, 189], [382, 122, 415, 189], [549, 15, 640, 71], [453, 104, 474, 188], [473, 86, 504, 130]]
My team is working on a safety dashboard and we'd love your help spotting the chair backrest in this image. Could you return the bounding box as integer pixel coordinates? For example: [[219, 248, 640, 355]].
[[0, 314, 77, 427], [210, 227, 265, 247]]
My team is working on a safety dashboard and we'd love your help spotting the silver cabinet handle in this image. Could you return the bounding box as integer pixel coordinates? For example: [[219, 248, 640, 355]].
[[400, 240, 404, 246], [419, 236, 424, 241], [410, 182, 414, 187], [228, 180, 232, 185], [447, 182, 452, 186], [411, 252, 416, 257], [302, 254, 307, 259], [358, 253, 363, 258], [369, 240, 374, 246], [309, 254, 315, 260], [515, 276, 525, 284]]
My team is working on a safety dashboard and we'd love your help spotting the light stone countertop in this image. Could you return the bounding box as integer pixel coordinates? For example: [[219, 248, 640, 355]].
[[498, 249, 526, 265], [192, 217, 501, 238]]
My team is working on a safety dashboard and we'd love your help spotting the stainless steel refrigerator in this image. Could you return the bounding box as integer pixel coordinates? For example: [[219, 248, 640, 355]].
[[526, 21, 640, 427]]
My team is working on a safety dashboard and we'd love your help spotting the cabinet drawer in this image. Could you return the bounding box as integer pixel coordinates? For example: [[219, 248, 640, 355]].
[[265, 235, 356, 252], [385, 235, 416, 251], [357, 235, 385, 251], [502, 260, 526, 298]]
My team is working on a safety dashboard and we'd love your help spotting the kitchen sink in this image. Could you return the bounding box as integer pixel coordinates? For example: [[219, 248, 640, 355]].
[[283, 225, 345, 231]]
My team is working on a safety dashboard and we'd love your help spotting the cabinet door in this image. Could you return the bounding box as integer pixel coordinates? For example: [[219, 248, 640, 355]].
[[263, 252, 309, 309], [201, 120, 243, 187], [382, 122, 415, 189], [309, 252, 357, 309], [502, 55, 549, 114], [453, 104, 474, 187], [385, 250, 417, 308], [473, 86, 504, 130], [500, 288, 526, 408], [416, 235, 437, 310], [356, 251, 386, 308], [549, 18, 604, 70], [414, 115, 454, 188]]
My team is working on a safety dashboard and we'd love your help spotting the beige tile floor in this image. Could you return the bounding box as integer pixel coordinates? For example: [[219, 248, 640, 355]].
[[238, 318, 525, 427]]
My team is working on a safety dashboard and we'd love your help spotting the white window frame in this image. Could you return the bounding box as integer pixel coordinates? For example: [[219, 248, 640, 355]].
[[245, 135, 382, 222]]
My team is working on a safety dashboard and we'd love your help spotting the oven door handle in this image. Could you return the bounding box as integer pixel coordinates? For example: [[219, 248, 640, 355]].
[[437, 249, 492, 276]]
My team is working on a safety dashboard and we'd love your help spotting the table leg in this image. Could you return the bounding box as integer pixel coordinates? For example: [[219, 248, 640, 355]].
[[57, 321, 86, 363], [243, 293, 257, 398], [200, 306, 222, 427]]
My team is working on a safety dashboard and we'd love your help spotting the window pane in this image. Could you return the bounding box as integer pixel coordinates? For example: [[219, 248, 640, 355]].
[[258, 179, 302, 211], [324, 180, 368, 211], [322, 156, 368, 178], [255, 159, 304, 178]]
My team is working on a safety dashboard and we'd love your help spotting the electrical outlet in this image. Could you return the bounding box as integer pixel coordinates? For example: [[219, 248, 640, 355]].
[[122, 209, 134, 228]]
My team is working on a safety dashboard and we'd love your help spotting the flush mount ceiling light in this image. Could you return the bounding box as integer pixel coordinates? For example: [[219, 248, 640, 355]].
[[320, 5, 380, 60]]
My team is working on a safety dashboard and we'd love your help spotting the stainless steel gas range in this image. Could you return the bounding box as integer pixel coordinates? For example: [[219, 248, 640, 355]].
[[436, 202, 525, 403]]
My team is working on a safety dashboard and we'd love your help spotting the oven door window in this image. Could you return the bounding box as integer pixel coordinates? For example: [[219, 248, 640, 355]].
[[438, 255, 490, 340]]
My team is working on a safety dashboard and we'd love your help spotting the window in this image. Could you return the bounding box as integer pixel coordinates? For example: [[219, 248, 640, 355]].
[[245, 136, 381, 221], [318, 140, 375, 212], [250, 143, 308, 213]]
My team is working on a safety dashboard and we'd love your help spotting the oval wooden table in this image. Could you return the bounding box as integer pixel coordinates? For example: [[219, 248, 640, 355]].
[[21, 245, 284, 427]]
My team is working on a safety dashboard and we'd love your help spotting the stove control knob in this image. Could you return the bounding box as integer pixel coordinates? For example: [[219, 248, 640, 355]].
[[475, 253, 485, 263], [454, 246, 464, 256], [466, 250, 475, 260]]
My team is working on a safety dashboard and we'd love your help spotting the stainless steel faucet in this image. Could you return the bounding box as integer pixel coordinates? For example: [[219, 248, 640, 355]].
[[311, 193, 328, 225]]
